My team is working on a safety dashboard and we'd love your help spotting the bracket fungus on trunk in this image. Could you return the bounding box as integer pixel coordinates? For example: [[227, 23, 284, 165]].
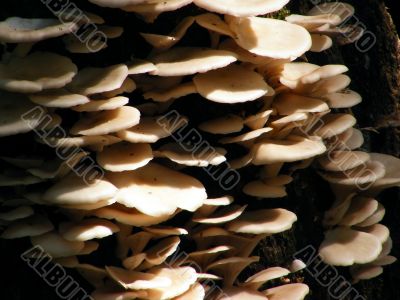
[[0, 1, 398, 298]]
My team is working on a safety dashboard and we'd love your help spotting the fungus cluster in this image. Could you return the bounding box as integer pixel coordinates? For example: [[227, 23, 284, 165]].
[[0, 1, 398, 299]]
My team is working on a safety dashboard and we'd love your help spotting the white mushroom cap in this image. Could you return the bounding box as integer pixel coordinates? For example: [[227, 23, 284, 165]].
[[194, 0, 289, 17], [0, 17, 78, 43], [92, 204, 175, 226], [310, 34, 333, 52], [106, 266, 172, 290], [1, 215, 53, 239], [199, 115, 244, 134], [322, 90, 362, 108], [264, 283, 310, 300], [107, 163, 206, 216], [66, 64, 128, 95], [31, 232, 85, 257], [29, 90, 90, 108], [350, 265, 383, 283], [226, 208, 297, 234], [70, 106, 141, 136], [123, 0, 192, 13], [101, 77, 136, 98], [339, 197, 379, 226], [0, 92, 43, 137], [193, 64, 272, 103], [313, 113, 357, 139], [273, 93, 329, 115], [206, 256, 259, 286], [195, 13, 234, 37], [355, 203, 385, 227], [127, 59, 157, 75], [357, 224, 390, 244], [369, 153, 400, 191], [72, 96, 129, 112], [252, 135, 327, 165], [242, 267, 290, 290], [43, 173, 118, 205], [140, 16, 195, 50], [38, 134, 121, 149], [155, 143, 226, 167], [308, 2, 355, 23], [228, 17, 312, 59], [193, 205, 246, 224], [286, 14, 342, 28], [60, 218, 120, 241], [319, 160, 386, 187], [319, 227, 382, 266], [143, 82, 197, 102], [150, 47, 237, 76], [117, 115, 187, 143], [0, 52, 77, 93], [172, 283, 205, 300], [318, 151, 370, 172], [97, 142, 153, 172], [145, 266, 198, 300]]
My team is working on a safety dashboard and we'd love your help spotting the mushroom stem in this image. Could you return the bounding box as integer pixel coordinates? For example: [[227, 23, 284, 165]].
[[262, 163, 284, 179]]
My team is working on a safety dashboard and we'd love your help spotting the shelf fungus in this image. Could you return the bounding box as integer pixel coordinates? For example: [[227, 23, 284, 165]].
[[0, 1, 397, 299]]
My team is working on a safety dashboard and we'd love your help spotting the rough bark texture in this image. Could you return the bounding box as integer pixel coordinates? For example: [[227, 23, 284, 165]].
[[0, 1, 399, 299]]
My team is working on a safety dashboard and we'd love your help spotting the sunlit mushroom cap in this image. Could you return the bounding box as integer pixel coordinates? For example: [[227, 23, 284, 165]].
[[264, 283, 310, 300], [92, 204, 174, 226], [150, 47, 237, 76], [60, 218, 120, 241], [29, 89, 90, 108], [145, 266, 198, 300], [242, 267, 290, 290], [0, 52, 77, 93], [322, 90, 362, 108], [155, 143, 226, 167], [70, 106, 141, 136], [273, 93, 329, 115], [228, 17, 312, 59], [117, 115, 187, 143], [252, 135, 327, 165], [193, 64, 272, 103], [107, 163, 206, 216], [195, 0, 289, 17], [319, 227, 382, 266], [43, 173, 118, 205], [66, 64, 128, 95], [0, 92, 43, 137], [0, 17, 78, 43], [226, 208, 297, 234], [97, 142, 153, 172], [72, 96, 129, 112], [106, 266, 172, 290]]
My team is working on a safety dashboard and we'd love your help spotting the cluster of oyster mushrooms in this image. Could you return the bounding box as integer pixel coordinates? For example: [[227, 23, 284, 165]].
[[0, 0, 398, 299]]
